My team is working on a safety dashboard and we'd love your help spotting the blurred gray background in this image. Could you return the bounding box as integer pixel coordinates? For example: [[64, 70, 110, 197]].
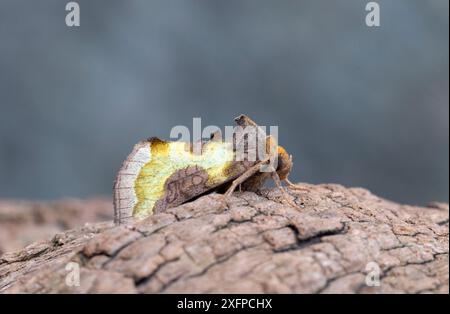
[[0, 0, 448, 205]]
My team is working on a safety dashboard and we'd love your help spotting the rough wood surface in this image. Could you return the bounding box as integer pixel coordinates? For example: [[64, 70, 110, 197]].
[[0, 184, 448, 293], [0, 198, 112, 255]]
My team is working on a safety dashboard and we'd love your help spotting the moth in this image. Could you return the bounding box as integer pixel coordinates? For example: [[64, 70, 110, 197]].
[[114, 115, 304, 224]]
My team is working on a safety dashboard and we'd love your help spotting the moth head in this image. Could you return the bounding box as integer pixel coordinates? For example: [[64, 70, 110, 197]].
[[264, 136, 292, 180], [276, 146, 293, 180]]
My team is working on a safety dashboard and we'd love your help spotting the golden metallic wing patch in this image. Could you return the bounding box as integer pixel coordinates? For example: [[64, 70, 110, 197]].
[[113, 137, 248, 224]]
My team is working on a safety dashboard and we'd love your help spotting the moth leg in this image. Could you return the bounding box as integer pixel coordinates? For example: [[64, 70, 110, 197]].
[[271, 172, 302, 210], [224, 160, 268, 197], [284, 178, 310, 192]]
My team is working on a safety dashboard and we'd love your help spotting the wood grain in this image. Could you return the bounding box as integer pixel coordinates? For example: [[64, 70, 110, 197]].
[[1, 184, 448, 293]]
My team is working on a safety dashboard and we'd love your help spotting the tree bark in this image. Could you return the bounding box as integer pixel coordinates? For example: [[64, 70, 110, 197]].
[[0, 184, 448, 293]]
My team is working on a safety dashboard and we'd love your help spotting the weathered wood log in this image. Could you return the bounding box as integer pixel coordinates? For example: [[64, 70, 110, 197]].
[[0, 184, 448, 293], [0, 198, 112, 255]]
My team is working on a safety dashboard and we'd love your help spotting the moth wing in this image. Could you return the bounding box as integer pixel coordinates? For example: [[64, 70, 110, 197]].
[[114, 138, 250, 224], [113, 140, 152, 224], [114, 115, 269, 224]]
